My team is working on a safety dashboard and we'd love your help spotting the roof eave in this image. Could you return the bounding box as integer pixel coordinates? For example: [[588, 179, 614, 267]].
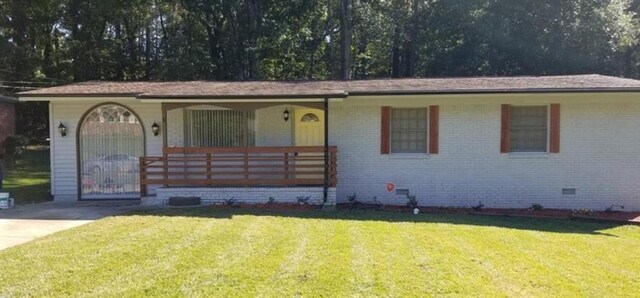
[[348, 87, 640, 96]]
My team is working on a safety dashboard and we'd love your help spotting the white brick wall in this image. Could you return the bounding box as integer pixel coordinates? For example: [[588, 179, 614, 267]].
[[330, 93, 640, 211], [147, 187, 336, 206], [49, 93, 640, 210]]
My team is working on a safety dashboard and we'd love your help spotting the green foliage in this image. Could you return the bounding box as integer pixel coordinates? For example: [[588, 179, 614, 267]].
[[406, 193, 418, 208], [472, 201, 485, 211], [1, 0, 640, 87], [223, 197, 237, 205], [296, 196, 311, 205], [2, 135, 27, 157], [530, 203, 544, 211]]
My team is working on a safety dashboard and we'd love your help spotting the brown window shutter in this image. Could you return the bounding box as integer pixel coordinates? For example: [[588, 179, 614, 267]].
[[550, 104, 560, 153], [381, 106, 391, 154], [500, 104, 511, 153], [429, 106, 439, 154]]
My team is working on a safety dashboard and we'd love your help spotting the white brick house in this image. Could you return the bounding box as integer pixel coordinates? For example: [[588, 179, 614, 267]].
[[18, 75, 640, 211]]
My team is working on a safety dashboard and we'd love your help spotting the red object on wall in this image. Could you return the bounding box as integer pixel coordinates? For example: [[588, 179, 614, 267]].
[[386, 182, 396, 193]]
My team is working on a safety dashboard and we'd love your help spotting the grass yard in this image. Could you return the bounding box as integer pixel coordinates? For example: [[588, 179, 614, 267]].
[[2, 146, 52, 204], [0, 208, 639, 297]]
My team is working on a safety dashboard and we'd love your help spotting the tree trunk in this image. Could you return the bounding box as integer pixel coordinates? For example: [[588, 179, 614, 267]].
[[340, 0, 352, 80], [145, 26, 152, 79], [245, 0, 260, 80], [391, 26, 401, 78], [404, 0, 419, 77], [114, 23, 125, 80], [355, 35, 368, 79]]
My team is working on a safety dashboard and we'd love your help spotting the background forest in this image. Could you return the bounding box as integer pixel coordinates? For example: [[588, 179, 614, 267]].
[[1, 0, 640, 138]]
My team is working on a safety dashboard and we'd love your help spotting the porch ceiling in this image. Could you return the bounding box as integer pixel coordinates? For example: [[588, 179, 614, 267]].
[[161, 101, 326, 111]]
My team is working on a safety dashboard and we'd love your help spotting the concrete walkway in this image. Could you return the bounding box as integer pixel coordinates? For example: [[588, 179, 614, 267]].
[[0, 201, 140, 250]]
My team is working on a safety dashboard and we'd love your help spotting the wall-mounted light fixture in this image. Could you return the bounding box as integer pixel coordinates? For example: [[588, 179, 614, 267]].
[[283, 109, 290, 122], [151, 122, 160, 136], [58, 122, 67, 137]]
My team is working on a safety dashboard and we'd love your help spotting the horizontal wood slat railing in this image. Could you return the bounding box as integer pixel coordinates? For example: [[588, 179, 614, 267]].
[[140, 146, 337, 197]]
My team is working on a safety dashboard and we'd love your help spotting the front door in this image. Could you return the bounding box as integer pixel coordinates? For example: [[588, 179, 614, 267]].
[[294, 108, 325, 183], [294, 108, 324, 146]]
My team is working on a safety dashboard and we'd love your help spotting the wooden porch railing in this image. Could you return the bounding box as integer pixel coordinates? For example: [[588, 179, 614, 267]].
[[140, 146, 337, 197]]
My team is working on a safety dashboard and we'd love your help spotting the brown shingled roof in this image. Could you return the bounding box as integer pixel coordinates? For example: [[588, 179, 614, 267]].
[[18, 74, 640, 99]]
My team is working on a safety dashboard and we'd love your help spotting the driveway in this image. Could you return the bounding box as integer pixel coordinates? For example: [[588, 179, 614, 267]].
[[0, 201, 140, 250]]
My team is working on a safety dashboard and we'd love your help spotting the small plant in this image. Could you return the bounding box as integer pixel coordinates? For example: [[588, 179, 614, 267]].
[[573, 208, 594, 216], [406, 194, 418, 208], [530, 203, 544, 211], [347, 193, 357, 203], [223, 197, 237, 205], [605, 205, 625, 213], [373, 197, 384, 210], [347, 193, 360, 208], [297, 196, 311, 205], [472, 201, 484, 211], [267, 197, 276, 204]]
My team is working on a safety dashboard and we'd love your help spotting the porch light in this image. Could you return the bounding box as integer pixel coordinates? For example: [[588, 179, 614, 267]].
[[58, 122, 67, 137], [283, 109, 290, 122], [151, 122, 160, 136]]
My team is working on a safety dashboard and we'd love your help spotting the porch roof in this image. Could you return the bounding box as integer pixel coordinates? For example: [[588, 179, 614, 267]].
[[18, 74, 640, 99]]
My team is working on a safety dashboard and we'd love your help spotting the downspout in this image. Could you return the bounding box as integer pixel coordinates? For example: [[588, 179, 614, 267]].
[[323, 97, 329, 203]]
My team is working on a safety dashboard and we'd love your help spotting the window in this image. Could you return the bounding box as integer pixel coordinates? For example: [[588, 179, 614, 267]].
[[184, 109, 255, 147], [390, 108, 428, 153], [510, 106, 548, 152], [301, 113, 320, 122]]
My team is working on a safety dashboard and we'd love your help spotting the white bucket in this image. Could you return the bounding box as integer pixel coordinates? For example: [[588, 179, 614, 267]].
[[0, 193, 10, 209]]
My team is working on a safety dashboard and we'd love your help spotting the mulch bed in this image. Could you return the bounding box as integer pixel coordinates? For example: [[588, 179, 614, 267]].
[[335, 203, 640, 225], [206, 202, 640, 225]]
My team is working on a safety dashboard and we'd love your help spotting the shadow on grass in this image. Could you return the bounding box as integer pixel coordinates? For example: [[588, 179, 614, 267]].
[[130, 206, 627, 236]]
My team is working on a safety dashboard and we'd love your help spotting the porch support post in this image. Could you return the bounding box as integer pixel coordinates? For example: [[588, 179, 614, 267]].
[[323, 98, 329, 203], [161, 103, 168, 188], [161, 103, 168, 149]]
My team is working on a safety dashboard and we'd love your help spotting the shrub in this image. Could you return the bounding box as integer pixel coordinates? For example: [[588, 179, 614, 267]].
[[372, 197, 384, 210], [267, 197, 276, 204], [472, 201, 485, 211], [406, 194, 418, 208], [297, 196, 311, 205], [605, 205, 624, 213], [530, 203, 544, 211], [347, 193, 359, 208], [223, 197, 237, 205]]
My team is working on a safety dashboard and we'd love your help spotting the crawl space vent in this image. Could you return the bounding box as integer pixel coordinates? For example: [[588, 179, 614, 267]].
[[562, 188, 576, 195], [396, 189, 410, 196]]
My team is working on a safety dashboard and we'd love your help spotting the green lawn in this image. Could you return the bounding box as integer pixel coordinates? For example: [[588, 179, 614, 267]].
[[1, 208, 639, 297], [2, 146, 52, 204]]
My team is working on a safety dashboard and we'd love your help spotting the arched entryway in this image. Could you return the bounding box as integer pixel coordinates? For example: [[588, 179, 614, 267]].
[[78, 104, 144, 199]]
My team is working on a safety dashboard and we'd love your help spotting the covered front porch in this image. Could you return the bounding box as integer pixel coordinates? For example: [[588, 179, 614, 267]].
[[138, 99, 339, 205]]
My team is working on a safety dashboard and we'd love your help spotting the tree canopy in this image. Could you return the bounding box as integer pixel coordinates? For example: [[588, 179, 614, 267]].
[[1, 0, 640, 139], [1, 0, 639, 87]]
